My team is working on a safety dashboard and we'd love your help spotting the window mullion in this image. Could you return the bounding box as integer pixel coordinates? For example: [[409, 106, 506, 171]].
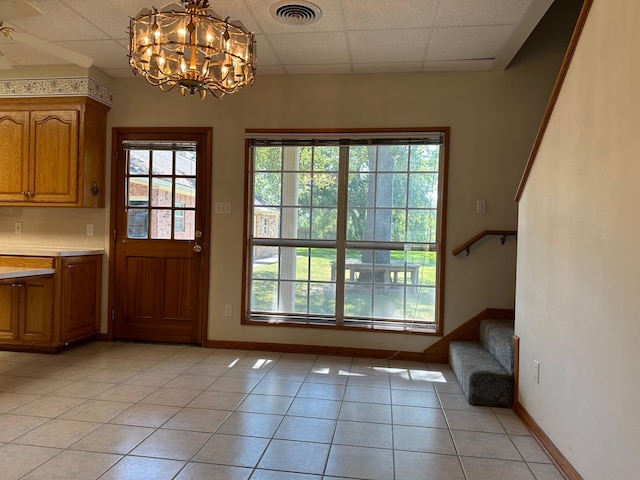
[[334, 146, 350, 325]]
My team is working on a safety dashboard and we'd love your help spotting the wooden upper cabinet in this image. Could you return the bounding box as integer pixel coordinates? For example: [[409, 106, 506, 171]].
[[0, 97, 110, 207], [0, 111, 29, 202], [31, 110, 79, 204]]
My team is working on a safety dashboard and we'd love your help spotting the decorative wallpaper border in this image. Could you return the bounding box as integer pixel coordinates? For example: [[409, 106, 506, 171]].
[[0, 77, 113, 106]]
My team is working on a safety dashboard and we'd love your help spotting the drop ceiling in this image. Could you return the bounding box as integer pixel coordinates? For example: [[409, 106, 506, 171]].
[[0, 0, 555, 78]]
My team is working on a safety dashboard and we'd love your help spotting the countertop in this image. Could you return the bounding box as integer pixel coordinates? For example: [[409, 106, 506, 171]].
[[0, 246, 105, 257], [0, 266, 56, 280]]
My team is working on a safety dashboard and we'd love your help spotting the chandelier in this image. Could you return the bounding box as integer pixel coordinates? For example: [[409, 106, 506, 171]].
[[128, 0, 256, 99]]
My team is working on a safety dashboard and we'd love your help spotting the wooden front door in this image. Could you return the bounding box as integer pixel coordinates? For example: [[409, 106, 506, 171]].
[[111, 129, 211, 344]]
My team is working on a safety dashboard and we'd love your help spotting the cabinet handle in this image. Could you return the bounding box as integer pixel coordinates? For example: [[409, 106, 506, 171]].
[[21, 191, 33, 196], [11, 283, 23, 287]]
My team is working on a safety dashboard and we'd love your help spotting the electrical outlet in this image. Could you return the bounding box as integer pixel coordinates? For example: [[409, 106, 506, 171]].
[[533, 360, 540, 384], [476, 199, 487, 214], [86, 223, 94, 236], [14, 222, 22, 234], [224, 304, 233, 317]]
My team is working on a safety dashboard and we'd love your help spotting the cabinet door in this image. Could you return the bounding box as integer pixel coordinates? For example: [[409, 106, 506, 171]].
[[30, 110, 79, 204], [20, 277, 54, 343], [60, 256, 101, 343], [0, 111, 29, 202], [0, 281, 19, 340]]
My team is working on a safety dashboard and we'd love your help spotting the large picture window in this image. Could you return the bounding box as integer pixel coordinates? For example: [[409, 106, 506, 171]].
[[245, 130, 448, 334]]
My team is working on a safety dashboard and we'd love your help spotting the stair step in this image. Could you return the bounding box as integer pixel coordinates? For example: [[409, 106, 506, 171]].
[[448, 318, 515, 408], [479, 319, 515, 375]]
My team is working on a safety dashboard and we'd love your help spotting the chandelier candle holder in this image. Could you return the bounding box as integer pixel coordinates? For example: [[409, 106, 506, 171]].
[[129, 0, 256, 99]]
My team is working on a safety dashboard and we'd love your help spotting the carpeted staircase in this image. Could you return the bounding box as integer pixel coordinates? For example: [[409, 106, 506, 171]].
[[449, 319, 515, 408]]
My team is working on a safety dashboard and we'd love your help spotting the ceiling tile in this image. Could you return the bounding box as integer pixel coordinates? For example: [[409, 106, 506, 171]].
[[342, 0, 438, 30], [434, 0, 532, 27], [253, 35, 280, 66], [352, 62, 423, 74], [284, 64, 351, 75], [62, 0, 152, 39], [423, 59, 494, 71], [426, 25, 513, 62], [197, 0, 261, 32], [0, 41, 67, 66], [243, 0, 344, 34], [256, 64, 287, 75], [7, 0, 108, 41], [266, 32, 349, 64], [348, 28, 430, 64], [57, 40, 128, 71]]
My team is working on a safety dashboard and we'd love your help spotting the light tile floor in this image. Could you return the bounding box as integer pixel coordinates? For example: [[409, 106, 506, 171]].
[[0, 342, 563, 480]]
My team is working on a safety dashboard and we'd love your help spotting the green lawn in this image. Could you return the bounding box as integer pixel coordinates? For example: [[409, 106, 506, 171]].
[[251, 249, 436, 321]]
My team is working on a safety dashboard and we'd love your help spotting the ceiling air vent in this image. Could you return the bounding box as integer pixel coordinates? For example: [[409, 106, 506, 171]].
[[270, 1, 322, 26]]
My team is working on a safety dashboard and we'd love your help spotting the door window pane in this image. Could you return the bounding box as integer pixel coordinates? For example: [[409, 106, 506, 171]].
[[174, 210, 195, 240], [152, 150, 173, 175], [176, 178, 196, 208], [152, 178, 173, 207], [176, 151, 196, 175], [129, 150, 149, 174], [127, 209, 148, 238], [151, 209, 172, 239]]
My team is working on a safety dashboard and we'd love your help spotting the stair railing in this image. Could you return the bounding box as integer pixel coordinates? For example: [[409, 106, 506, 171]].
[[452, 230, 517, 256]]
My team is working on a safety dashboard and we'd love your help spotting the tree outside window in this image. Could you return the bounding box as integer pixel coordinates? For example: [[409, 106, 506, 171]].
[[246, 130, 448, 333]]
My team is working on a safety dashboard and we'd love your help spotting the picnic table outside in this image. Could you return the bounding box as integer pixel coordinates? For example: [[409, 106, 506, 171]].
[[330, 259, 421, 285]]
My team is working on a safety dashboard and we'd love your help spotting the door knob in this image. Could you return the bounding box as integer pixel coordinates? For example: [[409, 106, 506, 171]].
[[193, 244, 202, 253]]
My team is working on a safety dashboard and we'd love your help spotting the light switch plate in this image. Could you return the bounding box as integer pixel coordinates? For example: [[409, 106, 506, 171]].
[[215, 202, 232, 214]]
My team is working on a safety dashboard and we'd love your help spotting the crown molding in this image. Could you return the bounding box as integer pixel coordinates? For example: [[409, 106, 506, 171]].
[[0, 76, 113, 106]]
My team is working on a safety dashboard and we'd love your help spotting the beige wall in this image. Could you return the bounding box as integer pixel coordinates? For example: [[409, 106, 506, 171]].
[[516, 0, 640, 478], [0, 2, 576, 353]]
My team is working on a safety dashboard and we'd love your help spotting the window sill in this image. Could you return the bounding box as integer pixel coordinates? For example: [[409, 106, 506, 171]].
[[243, 316, 440, 336]]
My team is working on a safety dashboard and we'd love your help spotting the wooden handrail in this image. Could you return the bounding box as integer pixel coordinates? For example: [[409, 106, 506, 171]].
[[452, 230, 517, 256]]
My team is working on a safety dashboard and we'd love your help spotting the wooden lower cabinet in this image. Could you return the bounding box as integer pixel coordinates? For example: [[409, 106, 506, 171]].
[[0, 276, 54, 343], [0, 255, 101, 352], [21, 276, 55, 343], [59, 256, 101, 344], [0, 281, 20, 340]]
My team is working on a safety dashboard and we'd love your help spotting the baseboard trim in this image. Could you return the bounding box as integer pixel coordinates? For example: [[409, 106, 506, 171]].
[[205, 340, 425, 361], [513, 401, 583, 480]]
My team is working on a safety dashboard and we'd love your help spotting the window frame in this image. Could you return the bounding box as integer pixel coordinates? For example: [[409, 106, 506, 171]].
[[242, 128, 449, 335]]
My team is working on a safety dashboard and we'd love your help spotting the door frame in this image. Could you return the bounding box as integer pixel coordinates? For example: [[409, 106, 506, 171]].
[[107, 127, 212, 345]]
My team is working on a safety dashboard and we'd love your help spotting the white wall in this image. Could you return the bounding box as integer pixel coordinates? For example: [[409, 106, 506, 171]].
[[0, 1, 576, 353], [516, 0, 640, 478]]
